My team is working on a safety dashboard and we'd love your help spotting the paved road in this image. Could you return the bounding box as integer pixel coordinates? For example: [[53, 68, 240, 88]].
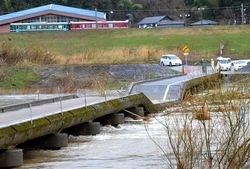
[[131, 66, 214, 103]]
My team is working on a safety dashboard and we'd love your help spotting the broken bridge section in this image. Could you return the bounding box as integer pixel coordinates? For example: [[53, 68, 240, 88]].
[[130, 68, 214, 104], [0, 67, 231, 168]]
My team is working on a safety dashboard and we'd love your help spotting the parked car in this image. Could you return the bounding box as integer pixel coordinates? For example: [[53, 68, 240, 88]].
[[216, 56, 231, 71], [160, 54, 182, 66], [231, 60, 248, 70]]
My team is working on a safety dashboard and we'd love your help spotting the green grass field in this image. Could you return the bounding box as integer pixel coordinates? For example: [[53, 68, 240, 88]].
[[0, 67, 38, 90], [0, 26, 249, 91], [0, 25, 250, 64]]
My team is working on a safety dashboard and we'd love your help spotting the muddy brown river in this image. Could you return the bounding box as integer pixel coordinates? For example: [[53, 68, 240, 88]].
[[19, 117, 168, 169]]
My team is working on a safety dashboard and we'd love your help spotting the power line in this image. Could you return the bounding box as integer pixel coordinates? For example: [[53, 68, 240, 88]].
[[99, 5, 243, 12], [0, 5, 247, 15]]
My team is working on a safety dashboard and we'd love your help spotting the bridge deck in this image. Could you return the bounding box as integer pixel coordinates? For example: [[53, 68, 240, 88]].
[[0, 67, 216, 129], [0, 67, 232, 149], [131, 69, 214, 103], [0, 96, 118, 129]]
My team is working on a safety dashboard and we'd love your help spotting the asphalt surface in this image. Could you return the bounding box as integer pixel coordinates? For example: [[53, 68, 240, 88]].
[[131, 66, 212, 103]]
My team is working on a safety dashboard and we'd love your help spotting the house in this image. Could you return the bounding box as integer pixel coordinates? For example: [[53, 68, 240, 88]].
[[190, 20, 218, 27], [137, 15, 184, 28], [0, 4, 106, 33]]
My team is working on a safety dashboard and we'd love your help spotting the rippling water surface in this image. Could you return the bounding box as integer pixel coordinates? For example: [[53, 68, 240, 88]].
[[1, 95, 168, 168], [20, 117, 168, 169]]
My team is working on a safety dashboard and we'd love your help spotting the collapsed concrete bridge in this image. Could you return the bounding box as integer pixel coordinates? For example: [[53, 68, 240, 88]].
[[0, 72, 226, 168]]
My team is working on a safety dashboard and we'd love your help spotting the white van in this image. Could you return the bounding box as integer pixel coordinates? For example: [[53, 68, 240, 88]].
[[216, 56, 231, 71], [231, 60, 248, 70]]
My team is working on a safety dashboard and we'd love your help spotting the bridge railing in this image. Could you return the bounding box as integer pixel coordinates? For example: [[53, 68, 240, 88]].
[[0, 94, 78, 113], [0, 89, 129, 113], [77, 89, 127, 97]]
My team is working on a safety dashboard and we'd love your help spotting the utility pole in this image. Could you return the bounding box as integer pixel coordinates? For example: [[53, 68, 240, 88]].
[[241, 3, 244, 24], [110, 11, 113, 21], [198, 8, 205, 24], [95, 8, 97, 29]]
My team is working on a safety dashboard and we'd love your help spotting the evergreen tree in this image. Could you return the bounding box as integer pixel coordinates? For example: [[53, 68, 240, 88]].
[[3, 0, 14, 12]]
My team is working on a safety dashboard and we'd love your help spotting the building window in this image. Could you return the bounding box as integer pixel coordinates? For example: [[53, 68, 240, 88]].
[[19, 14, 84, 24], [86, 24, 92, 28]]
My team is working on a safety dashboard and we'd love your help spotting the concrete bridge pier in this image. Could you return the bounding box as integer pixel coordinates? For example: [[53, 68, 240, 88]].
[[98, 113, 125, 127], [18, 133, 68, 150], [63, 122, 101, 136], [124, 106, 145, 120], [0, 149, 23, 168], [132, 106, 145, 117]]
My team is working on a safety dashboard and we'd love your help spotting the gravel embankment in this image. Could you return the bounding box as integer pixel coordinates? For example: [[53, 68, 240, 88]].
[[109, 64, 177, 79], [36, 64, 178, 88]]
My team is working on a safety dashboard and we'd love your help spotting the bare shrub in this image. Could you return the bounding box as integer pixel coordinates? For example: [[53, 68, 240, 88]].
[[25, 47, 57, 65], [147, 83, 250, 168], [0, 41, 23, 65], [0, 58, 7, 66], [49, 73, 91, 93], [89, 73, 112, 95], [0, 69, 5, 81], [0, 41, 57, 66]]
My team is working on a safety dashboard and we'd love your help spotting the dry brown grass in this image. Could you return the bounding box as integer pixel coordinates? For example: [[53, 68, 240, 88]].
[[58, 47, 180, 65], [0, 41, 58, 66], [155, 25, 250, 36]]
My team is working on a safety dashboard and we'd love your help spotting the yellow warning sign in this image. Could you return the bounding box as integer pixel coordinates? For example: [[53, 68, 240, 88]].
[[182, 45, 190, 53]]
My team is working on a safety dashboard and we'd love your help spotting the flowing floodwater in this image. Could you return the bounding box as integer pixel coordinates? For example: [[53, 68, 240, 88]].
[[0, 94, 169, 168], [17, 107, 250, 169], [19, 116, 169, 169]]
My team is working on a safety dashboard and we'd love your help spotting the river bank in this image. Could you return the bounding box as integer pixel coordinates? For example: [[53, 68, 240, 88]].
[[0, 64, 179, 94]]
